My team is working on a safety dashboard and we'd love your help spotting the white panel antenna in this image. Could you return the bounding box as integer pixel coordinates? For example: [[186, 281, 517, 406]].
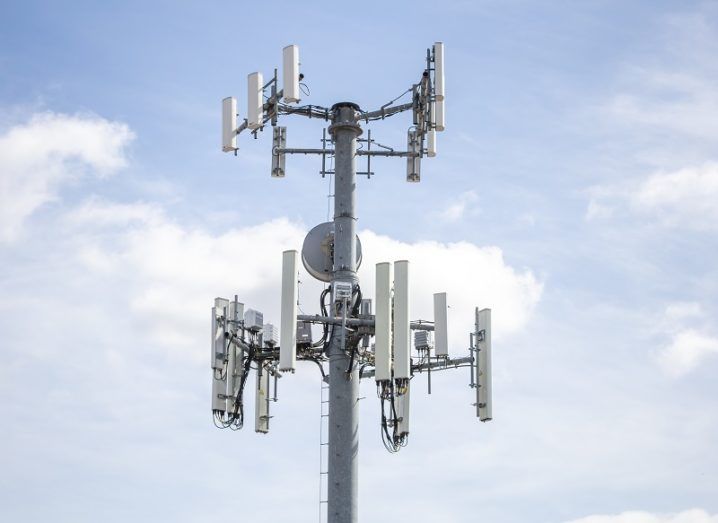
[[434, 42, 445, 101], [434, 99, 445, 132], [374, 262, 393, 382], [393, 260, 411, 380], [282, 44, 300, 103], [211, 298, 230, 414], [211, 298, 229, 370], [279, 250, 299, 372], [272, 126, 287, 177], [433, 292, 449, 356], [477, 308, 492, 421], [255, 369, 270, 433], [247, 72, 264, 130], [210, 305, 219, 369], [406, 130, 421, 182], [229, 299, 244, 331], [222, 97, 238, 152], [427, 129, 437, 157]]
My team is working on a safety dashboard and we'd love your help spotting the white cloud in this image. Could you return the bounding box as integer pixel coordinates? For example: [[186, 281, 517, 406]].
[[565, 509, 718, 523], [591, 7, 718, 228], [358, 230, 542, 346], [66, 200, 542, 359], [658, 329, 718, 378], [604, 8, 718, 143], [0, 112, 134, 242], [664, 302, 704, 321], [65, 197, 163, 228], [437, 190, 478, 222], [585, 163, 718, 230], [630, 163, 718, 229], [66, 207, 306, 358], [655, 302, 718, 378], [606, 70, 718, 141], [585, 198, 614, 221]]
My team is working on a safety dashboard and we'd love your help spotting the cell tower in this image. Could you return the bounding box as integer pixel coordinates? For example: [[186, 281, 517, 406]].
[[213, 43, 492, 523]]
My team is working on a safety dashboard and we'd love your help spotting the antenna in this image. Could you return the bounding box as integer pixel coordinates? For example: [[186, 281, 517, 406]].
[[214, 42, 496, 523], [427, 129, 437, 157], [434, 42, 445, 101], [211, 298, 229, 415], [282, 44, 300, 103], [433, 292, 449, 356], [476, 308, 492, 421], [255, 367, 270, 433], [210, 298, 228, 371], [374, 262, 393, 383], [279, 250, 298, 372], [434, 99, 445, 132], [222, 97, 238, 152], [247, 72, 264, 130], [393, 260, 411, 382]]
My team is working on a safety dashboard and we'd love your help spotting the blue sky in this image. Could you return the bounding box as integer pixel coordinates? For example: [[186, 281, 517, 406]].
[[1, 1, 718, 522]]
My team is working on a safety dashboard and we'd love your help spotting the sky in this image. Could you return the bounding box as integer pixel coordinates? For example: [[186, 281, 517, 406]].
[[1, 1, 718, 522]]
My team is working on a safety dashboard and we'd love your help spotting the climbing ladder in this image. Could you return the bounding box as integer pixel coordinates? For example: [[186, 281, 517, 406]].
[[318, 379, 329, 522]]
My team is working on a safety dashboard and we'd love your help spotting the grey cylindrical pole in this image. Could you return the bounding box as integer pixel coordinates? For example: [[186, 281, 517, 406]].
[[327, 103, 362, 523]]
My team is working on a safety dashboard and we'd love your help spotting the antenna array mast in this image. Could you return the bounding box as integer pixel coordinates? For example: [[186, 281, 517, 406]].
[[213, 43, 492, 523]]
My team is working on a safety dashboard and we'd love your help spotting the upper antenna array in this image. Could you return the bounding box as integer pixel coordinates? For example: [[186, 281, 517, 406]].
[[221, 42, 447, 181]]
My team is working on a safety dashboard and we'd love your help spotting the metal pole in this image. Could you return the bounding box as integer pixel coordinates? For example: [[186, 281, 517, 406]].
[[326, 102, 362, 523]]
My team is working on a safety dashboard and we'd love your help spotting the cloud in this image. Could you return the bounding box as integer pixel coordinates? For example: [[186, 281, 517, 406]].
[[585, 198, 614, 221], [65, 197, 164, 228], [0, 112, 134, 242], [65, 200, 542, 359], [658, 329, 718, 378], [629, 163, 718, 229], [437, 190, 478, 222], [654, 302, 718, 377], [565, 509, 718, 523], [589, 7, 718, 228], [66, 205, 307, 359], [606, 70, 718, 141], [358, 230, 542, 346], [664, 301, 704, 321], [603, 7, 718, 143], [585, 163, 718, 230]]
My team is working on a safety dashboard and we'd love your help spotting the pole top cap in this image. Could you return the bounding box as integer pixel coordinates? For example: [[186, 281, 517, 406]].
[[331, 102, 362, 112]]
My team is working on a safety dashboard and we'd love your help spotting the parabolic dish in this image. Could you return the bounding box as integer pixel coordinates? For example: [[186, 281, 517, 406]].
[[302, 221, 362, 283]]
